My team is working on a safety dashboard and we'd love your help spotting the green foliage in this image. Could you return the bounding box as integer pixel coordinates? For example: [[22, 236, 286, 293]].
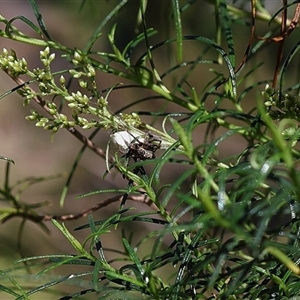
[[1, 0, 300, 299]]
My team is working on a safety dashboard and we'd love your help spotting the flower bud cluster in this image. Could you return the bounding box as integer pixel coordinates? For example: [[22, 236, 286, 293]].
[[1, 47, 146, 135], [0, 48, 28, 77]]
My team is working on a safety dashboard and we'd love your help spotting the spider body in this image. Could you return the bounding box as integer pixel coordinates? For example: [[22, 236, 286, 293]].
[[111, 130, 161, 161], [128, 133, 161, 160]]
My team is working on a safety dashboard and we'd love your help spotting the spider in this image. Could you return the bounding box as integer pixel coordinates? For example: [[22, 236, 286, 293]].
[[110, 130, 162, 161], [110, 130, 162, 207], [128, 133, 162, 161]]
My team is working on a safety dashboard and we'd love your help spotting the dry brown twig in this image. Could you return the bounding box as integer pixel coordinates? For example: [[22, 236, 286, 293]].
[[2, 193, 160, 224]]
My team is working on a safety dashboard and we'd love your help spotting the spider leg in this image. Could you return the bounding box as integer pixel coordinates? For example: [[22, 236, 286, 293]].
[[120, 176, 135, 208], [120, 150, 135, 209], [119, 154, 146, 209]]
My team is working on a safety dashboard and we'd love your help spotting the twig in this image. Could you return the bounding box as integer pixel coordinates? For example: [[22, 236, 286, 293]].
[[2, 194, 159, 223]]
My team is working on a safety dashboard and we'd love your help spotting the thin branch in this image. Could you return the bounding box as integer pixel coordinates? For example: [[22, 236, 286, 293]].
[[1, 193, 159, 223]]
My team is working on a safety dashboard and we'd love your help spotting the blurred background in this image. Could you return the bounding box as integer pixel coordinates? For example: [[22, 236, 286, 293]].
[[0, 0, 299, 297]]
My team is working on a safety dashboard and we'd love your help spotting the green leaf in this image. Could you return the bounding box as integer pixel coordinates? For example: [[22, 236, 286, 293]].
[[27, 0, 52, 40], [108, 24, 125, 63], [122, 238, 145, 279], [172, 0, 183, 62], [83, 0, 128, 53], [0, 156, 14, 164], [5, 16, 42, 38], [169, 118, 193, 158], [51, 219, 95, 261]]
